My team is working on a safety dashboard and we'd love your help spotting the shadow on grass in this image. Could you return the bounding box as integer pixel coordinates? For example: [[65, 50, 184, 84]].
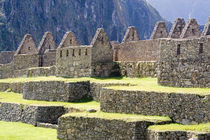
[[71, 96, 94, 103]]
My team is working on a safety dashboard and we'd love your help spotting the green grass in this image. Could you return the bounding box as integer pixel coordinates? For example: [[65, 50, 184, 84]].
[[0, 92, 100, 111], [148, 123, 210, 133], [0, 76, 209, 95], [64, 111, 171, 123], [0, 121, 58, 140]]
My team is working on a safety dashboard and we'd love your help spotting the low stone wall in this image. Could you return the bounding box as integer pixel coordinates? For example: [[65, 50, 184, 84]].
[[0, 51, 15, 64], [90, 82, 130, 101], [57, 114, 168, 140], [100, 88, 209, 124], [0, 102, 65, 125], [147, 130, 210, 140], [116, 61, 158, 78], [0, 82, 24, 93], [23, 81, 90, 102]]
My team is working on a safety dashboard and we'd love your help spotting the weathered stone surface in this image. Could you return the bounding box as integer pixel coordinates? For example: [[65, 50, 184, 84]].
[[91, 28, 114, 77], [0, 102, 22, 122], [100, 88, 209, 124], [57, 113, 168, 140], [0, 82, 23, 93], [38, 32, 57, 55], [150, 21, 168, 39], [202, 17, 210, 36], [116, 61, 158, 78], [23, 81, 90, 102], [180, 19, 201, 38], [58, 32, 79, 48], [15, 34, 38, 55], [113, 39, 160, 61], [158, 37, 210, 88], [0, 51, 15, 64], [122, 26, 140, 42], [56, 45, 91, 78], [169, 18, 185, 38], [147, 130, 210, 140]]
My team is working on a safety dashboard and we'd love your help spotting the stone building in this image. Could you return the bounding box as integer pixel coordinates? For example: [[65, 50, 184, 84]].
[[158, 36, 210, 88], [169, 18, 185, 38], [122, 26, 140, 42], [202, 17, 210, 36]]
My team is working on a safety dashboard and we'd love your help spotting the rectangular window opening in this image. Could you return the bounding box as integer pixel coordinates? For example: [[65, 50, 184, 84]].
[[177, 44, 181, 56]]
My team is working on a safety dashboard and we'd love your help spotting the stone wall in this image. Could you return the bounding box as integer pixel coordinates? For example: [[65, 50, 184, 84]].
[[147, 130, 210, 140], [0, 102, 65, 125], [0, 82, 24, 93], [56, 46, 91, 78], [23, 81, 90, 102], [116, 61, 158, 78], [113, 40, 160, 62], [100, 88, 209, 124], [0, 51, 15, 64], [57, 113, 168, 140], [158, 37, 210, 87], [40, 50, 57, 67], [13, 54, 39, 70]]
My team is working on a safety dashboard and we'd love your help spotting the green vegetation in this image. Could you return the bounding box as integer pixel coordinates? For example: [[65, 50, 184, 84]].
[[0, 121, 58, 140], [0, 76, 209, 95], [64, 111, 171, 123], [148, 123, 210, 133], [0, 92, 100, 111]]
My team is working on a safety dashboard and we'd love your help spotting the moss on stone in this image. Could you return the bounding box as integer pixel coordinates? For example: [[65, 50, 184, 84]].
[[148, 123, 210, 133], [63, 111, 171, 123], [0, 92, 100, 111]]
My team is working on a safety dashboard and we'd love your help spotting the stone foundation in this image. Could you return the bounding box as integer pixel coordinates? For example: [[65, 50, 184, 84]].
[[117, 61, 158, 78], [100, 88, 209, 124]]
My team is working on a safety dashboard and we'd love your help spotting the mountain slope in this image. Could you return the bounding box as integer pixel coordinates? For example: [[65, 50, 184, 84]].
[[0, 0, 164, 51]]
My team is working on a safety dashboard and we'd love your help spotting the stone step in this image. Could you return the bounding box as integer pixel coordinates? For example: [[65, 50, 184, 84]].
[[100, 88, 209, 124]]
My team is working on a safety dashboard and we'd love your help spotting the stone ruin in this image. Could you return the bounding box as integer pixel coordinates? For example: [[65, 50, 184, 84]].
[[150, 21, 169, 39], [180, 18, 201, 38], [122, 26, 140, 42], [202, 17, 210, 36], [0, 17, 209, 88], [0, 17, 209, 140]]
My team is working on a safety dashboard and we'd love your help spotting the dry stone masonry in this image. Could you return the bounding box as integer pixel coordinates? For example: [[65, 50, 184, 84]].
[[169, 18, 185, 38], [150, 21, 169, 39], [202, 17, 210, 36], [180, 19, 201, 39], [122, 26, 140, 42]]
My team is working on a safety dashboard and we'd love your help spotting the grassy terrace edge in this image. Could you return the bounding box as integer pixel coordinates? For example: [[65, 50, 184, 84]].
[[0, 92, 100, 111], [148, 123, 210, 133], [0, 76, 209, 95], [62, 111, 171, 123]]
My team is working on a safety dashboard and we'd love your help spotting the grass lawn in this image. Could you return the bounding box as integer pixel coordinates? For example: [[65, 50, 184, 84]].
[[0, 121, 58, 140], [0, 92, 100, 111], [148, 123, 210, 133], [0, 76, 209, 95], [64, 111, 171, 123]]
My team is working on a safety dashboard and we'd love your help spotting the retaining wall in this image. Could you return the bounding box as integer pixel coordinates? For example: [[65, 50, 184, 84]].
[[23, 81, 90, 102], [57, 114, 169, 140], [0, 102, 65, 125], [100, 88, 209, 124], [147, 130, 210, 140]]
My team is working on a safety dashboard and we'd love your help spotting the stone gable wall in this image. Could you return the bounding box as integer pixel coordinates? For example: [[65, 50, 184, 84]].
[[158, 37, 210, 87], [56, 46, 91, 78], [100, 88, 209, 124]]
